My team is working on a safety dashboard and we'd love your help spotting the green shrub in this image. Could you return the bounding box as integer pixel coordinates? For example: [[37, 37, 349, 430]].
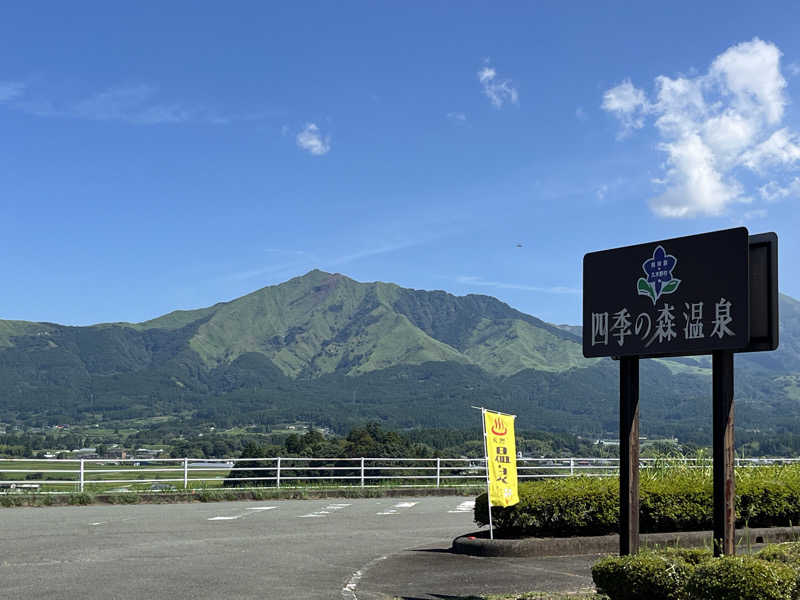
[[68, 492, 94, 505], [685, 556, 797, 600], [657, 546, 713, 566], [756, 543, 800, 597], [757, 542, 800, 567], [475, 464, 800, 537], [638, 476, 712, 533], [475, 478, 618, 536], [737, 477, 800, 528], [592, 551, 695, 600]]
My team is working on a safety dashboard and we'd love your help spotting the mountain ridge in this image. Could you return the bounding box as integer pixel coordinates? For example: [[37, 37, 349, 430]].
[[0, 270, 798, 438]]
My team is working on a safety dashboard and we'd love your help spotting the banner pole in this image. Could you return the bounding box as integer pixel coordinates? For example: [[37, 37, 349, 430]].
[[480, 407, 494, 540]]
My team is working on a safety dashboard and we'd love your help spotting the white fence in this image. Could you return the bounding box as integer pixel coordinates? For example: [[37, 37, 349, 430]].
[[1, 456, 798, 493]]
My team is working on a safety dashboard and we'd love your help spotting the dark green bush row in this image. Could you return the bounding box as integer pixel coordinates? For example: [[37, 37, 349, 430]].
[[474, 465, 800, 537], [592, 544, 800, 600]]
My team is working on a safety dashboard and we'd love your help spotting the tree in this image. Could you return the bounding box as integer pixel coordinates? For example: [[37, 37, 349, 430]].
[[222, 442, 272, 488]]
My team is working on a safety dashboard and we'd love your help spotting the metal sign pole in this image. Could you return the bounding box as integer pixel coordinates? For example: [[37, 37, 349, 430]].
[[478, 407, 494, 540], [619, 356, 640, 555], [713, 350, 736, 556]]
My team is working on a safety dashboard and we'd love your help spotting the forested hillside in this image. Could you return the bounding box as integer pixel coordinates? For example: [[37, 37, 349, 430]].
[[1, 271, 799, 443]]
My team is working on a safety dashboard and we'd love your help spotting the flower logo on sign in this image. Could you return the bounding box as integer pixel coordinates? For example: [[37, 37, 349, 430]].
[[637, 245, 681, 305], [491, 418, 507, 436]]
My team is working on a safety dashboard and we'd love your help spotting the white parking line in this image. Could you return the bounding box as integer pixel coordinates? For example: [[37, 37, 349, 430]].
[[297, 503, 351, 519], [377, 501, 418, 515], [209, 506, 277, 520], [448, 500, 475, 513]]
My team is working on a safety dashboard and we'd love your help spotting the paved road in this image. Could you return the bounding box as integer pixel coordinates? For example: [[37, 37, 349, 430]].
[[1, 497, 596, 599]]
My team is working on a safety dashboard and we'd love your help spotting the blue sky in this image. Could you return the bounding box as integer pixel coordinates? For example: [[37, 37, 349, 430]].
[[2, 2, 800, 326]]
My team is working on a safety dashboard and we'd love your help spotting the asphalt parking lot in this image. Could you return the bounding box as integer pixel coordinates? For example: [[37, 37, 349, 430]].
[[1, 496, 596, 599]]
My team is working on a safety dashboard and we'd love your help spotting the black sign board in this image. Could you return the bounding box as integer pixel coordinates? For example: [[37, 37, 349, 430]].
[[583, 228, 750, 358], [583, 227, 778, 558]]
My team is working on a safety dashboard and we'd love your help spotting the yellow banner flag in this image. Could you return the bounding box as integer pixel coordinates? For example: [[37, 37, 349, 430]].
[[483, 410, 519, 507]]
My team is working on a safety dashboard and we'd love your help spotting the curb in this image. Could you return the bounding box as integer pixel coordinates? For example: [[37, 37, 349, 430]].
[[452, 526, 800, 557], [1, 486, 483, 508]]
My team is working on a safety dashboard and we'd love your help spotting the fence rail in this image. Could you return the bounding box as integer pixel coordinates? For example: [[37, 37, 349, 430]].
[[1, 456, 798, 494]]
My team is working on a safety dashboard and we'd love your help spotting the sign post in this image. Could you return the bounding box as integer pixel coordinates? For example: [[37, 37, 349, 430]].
[[713, 350, 735, 555], [583, 228, 778, 556], [619, 356, 640, 555]]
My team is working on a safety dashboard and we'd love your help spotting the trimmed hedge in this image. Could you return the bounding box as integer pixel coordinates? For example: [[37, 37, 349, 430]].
[[593, 546, 800, 600], [686, 556, 797, 600], [474, 465, 800, 537], [592, 552, 693, 600]]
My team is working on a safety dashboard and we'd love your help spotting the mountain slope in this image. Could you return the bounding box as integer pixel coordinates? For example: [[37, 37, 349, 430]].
[[0, 270, 799, 439], [141, 270, 586, 378]]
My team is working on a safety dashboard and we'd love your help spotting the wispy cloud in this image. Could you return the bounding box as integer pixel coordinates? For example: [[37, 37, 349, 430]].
[[457, 276, 580, 295], [575, 106, 588, 121], [328, 239, 424, 266], [603, 38, 800, 218], [478, 60, 518, 108], [446, 111, 467, 122], [0, 80, 275, 125], [70, 85, 191, 124], [742, 209, 767, 220], [759, 177, 800, 202], [225, 239, 430, 282], [296, 123, 331, 156], [0, 81, 25, 102]]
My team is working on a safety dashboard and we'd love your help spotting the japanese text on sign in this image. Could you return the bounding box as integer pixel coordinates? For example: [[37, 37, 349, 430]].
[[591, 298, 736, 349]]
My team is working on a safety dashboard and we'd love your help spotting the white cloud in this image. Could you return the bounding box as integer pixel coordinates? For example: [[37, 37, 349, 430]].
[[0, 81, 25, 102], [759, 177, 800, 202], [603, 38, 799, 218], [710, 39, 786, 124], [651, 134, 743, 217], [602, 79, 649, 136], [296, 123, 331, 156], [478, 61, 518, 108], [739, 128, 800, 172], [446, 112, 467, 122], [789, 62, 800, 77], [596, 184, 608, 201]]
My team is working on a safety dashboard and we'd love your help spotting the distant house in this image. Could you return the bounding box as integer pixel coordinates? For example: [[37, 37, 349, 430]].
[[135, 448, 163, 460], [72, 448, 99, 459], [104, 448, 128, 460]]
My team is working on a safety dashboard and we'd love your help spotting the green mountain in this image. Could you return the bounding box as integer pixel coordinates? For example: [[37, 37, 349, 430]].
[[1, 271, 799, 441]]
